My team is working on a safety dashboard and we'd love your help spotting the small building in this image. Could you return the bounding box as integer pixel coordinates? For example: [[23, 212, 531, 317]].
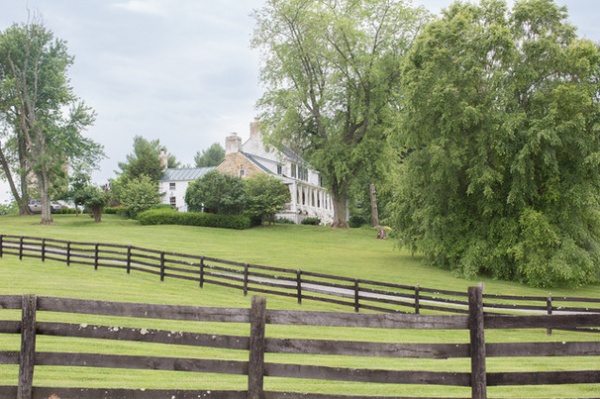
[[217, 121, 334, 224], [158, 167, 215, 212]]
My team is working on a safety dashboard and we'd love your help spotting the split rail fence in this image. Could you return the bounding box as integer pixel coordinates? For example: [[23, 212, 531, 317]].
[[0, 288, 599, 399], [1, 235, 600, 318]]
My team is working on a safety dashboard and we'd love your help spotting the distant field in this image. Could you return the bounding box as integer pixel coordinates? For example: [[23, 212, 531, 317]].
[[0, 214, 598, 398]]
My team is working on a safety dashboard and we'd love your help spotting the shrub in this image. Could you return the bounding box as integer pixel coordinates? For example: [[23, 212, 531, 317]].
[[301, 217, 321, 225], [349, 215, 366, 228], [137, 209, 251, 230], [275, 217, 295, 224]]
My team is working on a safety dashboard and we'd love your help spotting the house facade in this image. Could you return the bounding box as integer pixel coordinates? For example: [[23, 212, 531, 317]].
[[217, 121, 335, 225], [158, 167, 215, 212]]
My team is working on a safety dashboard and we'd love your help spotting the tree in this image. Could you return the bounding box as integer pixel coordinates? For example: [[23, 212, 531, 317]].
[[252, 0, 428, 227], [194, 142, 225, 167], [246, 173, 290, 224], [0, 18, 103, 223], [185, 170, 246, 215], [389, 0, 600, 287], [118, 136, 178, 182], [77, 185, 108, 223], [119, 175, 161, 218]]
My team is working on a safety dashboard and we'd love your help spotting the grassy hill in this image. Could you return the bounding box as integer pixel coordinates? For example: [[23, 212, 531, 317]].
[[0, 214, 598, 398]]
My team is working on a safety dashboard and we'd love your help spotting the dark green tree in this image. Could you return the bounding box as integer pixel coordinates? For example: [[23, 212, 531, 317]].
[[390, 0, 600, 287], [75, 185, 108, 223], [194, 142, 225, 167], [252, 0, 429, 227], [118, 136, 178, 182], [246, 173, 290, 224], [185, 170, 246, 215]]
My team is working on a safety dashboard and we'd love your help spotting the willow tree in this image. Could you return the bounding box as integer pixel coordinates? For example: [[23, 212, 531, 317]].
[[252, 0, 428, 227], [390, 0, 600, 287], [0, 19, 102, 223]]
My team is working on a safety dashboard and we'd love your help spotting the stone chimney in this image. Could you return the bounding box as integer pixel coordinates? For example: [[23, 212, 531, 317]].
[[159, 150, 168, 169], [225, 133, 242, 155], [250, 119, 260, 140]]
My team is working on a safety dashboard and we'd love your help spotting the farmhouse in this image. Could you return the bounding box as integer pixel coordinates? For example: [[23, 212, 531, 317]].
[[158, 167, 215, 212], [159, 120, 335, 224]]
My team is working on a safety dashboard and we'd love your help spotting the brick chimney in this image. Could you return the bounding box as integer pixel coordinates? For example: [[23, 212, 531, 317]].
[[225, 133, 242, 155]]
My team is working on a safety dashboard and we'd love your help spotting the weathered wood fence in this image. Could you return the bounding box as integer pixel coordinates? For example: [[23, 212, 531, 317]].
[[1, 235, 600, 317], [0, 288, 599, 399]]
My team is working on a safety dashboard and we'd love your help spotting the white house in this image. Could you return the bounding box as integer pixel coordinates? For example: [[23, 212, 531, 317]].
[[158, 167, 215, 212], [217, 121, 335, 224]]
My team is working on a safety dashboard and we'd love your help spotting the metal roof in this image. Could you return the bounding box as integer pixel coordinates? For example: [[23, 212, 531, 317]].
[[159, 167, 216, 182]]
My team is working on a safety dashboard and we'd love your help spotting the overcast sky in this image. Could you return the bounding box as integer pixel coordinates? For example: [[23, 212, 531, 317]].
[[1, 0, 599, 189]]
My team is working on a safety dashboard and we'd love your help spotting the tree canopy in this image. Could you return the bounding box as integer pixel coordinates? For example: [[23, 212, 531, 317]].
[[118, 136, 177, 182], [0, 19, 103, 223], [185, 170, 246, 215], [194, 142, 225, 167], [252, 0, 429, 227], [245, 173, 290, 224], [389, 0, 600, 287]]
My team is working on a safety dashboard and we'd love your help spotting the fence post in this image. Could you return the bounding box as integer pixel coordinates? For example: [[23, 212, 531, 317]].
[[547, 293, 553, 336], [0, 234, 3, 258], [160, 252, 166, 282], [41, 239, 46, 262], [66, 242, 71, 266], [296, 269, 302, 305], [468, 286, 487, 399], [19, 236, 24, 260], [244, 264, 249, 297], [17, 294, 37, 399], [94, 244, 100, 270], [126, 246, 132, 274], [248, 296, 267, 399], [199, 257, 205, 288], [354, 280, 360, 313], [414, 284, 420, 314]]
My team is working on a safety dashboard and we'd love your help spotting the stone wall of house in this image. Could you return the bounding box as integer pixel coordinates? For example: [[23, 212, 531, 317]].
[[217, 153, 264, 179]]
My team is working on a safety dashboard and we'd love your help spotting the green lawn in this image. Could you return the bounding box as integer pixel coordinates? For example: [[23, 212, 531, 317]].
[[0, 214, 599, 398]]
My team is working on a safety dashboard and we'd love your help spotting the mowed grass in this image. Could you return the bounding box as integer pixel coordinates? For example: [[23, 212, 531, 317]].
[[0, 214, 599, 397]]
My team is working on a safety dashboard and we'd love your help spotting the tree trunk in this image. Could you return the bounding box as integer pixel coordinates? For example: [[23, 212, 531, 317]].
[[369, 183, 379, 227], [330, 181, 349, 228], [92, 206, 103, 223], [36, 170, 53, 225], [0, 145, 31, 215]]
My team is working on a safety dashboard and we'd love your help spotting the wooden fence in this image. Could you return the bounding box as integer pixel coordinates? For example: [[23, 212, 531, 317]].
[[0, 288, 599, 399], [1, 235, 600, 318]]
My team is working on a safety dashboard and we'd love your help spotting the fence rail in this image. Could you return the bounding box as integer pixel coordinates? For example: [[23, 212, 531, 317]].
[[1, 234, 600, 318], [0, 289, 599, 399]]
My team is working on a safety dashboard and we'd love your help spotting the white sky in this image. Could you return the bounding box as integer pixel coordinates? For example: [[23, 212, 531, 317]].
[[0, 0, 599, 191]]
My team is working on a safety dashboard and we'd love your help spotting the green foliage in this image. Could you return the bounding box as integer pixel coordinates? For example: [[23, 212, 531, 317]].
[[118, 175, 161, 219], [0, 202, 18, 216], [349, 215, 366, 229], [194, 142, 225, 167], [78, 186, 109, 223], [118, 136, 175, 182], [185, 170, 247, 215], [390, 0, 600, 287], [252, 0, 429, 227], [137, 208, 251, 230], [301, 217, 321, 226], [245, 173, 290, 224]]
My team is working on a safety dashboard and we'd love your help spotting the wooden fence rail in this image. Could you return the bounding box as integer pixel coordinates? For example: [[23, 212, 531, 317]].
[[0, 288, 599, 399], [1, 234, 600, 318]]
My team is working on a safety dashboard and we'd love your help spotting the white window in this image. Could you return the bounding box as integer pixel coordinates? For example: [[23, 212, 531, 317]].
[[169, 182, 176, 190], [169, 196, 176, 208]]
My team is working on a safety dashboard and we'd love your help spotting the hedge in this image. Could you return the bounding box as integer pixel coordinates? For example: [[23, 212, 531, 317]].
[[137, 208, 251, 230]]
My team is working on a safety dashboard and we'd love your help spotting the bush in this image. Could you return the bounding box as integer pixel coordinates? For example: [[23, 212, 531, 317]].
[[301, 217, 321, 225], [54, 208, 80, 215], [137, 209, 251, 230], [349, 215, 366, 228], [275, 217, 296, 224]]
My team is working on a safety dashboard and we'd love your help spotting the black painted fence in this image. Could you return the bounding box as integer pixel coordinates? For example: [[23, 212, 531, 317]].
[[1, 234, 600, 318], [0, 289, 599, 399]]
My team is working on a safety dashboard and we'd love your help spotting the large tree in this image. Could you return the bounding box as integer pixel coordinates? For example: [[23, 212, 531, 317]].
[[390, 0, 600, 287], [185, 170, 246, 215], [252, 0, 428, 227], [194, 142, 225, 167], [118, 136, 178, 182], [0, 19, 103, 223]]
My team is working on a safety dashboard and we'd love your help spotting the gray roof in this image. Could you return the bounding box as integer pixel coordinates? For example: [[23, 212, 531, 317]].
[[240, 152, 272, 174], [159, 167, 216, 182]]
